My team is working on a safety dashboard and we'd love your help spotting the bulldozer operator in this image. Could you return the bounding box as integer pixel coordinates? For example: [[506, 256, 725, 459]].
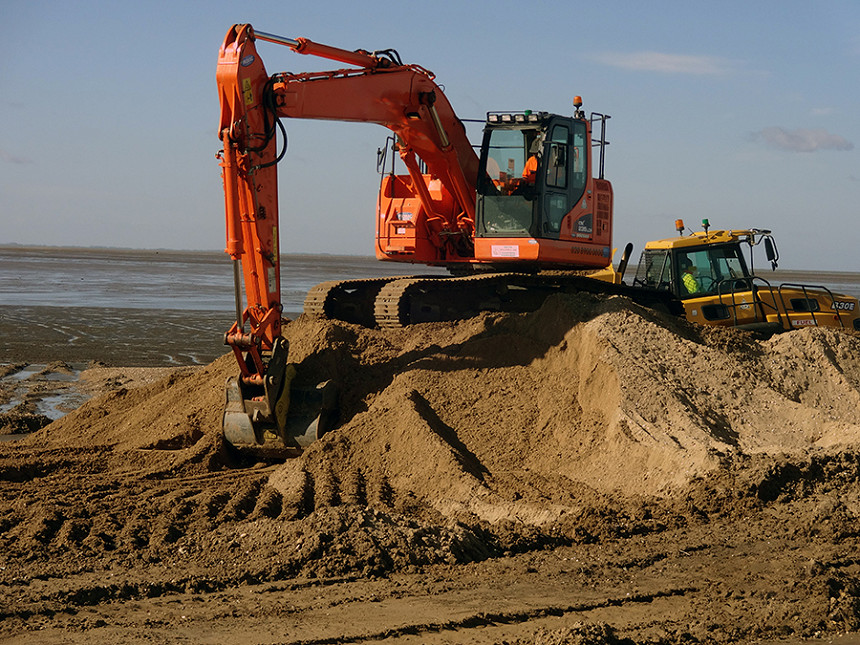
[[680, 257, 700, 295]]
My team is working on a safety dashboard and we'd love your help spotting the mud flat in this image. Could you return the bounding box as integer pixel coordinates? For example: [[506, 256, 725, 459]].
[[2, 293, 860, 644]]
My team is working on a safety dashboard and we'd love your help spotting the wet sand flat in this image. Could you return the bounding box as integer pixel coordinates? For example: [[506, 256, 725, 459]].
[[0, 305, 233, 367]]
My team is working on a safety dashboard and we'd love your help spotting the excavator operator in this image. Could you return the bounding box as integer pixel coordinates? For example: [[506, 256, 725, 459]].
[[509, 136, 542, 199], [522, 136, 543, 184], [522, 154, 538, 183]]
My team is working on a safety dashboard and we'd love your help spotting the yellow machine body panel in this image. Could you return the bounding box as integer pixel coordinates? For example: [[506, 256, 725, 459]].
[[636, 226, 860, 332]]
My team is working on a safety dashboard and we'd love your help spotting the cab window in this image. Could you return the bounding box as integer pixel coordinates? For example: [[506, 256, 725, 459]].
[[634, 250, 673, 290], [676, 245, 748, 298], [572, 127, 586, 193], [545, 125, 568, 188], [708, 245, 746, 282], [481, 128, 536, 186], [477, 127, 537, 236]]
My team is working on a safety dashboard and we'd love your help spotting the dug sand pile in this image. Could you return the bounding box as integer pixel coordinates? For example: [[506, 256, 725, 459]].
[[267, 293, 860, 528], [5, 292, 860, 642], [29, 291, 860, 529]]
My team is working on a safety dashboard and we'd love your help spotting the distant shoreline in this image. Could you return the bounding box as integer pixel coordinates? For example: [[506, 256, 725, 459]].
[[0, 244, 375, 261], [0, 244, 856, 281]]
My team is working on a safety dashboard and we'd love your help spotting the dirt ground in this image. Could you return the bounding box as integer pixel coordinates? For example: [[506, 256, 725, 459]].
[[3, 293, 860, 644]]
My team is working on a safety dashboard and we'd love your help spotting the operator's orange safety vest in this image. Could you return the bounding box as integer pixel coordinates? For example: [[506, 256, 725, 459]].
[[522, 155, 538, 183]]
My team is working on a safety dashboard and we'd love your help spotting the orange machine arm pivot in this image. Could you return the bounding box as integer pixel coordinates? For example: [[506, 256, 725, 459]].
[[269, 67, 478, 228]]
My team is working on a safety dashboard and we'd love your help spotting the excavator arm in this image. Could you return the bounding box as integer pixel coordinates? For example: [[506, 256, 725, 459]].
[[216, 24, 478, 450], [218, 25, 479, 272], [217, 25, 283, 375]]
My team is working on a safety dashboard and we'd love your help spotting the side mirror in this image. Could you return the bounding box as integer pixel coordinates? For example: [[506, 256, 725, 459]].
[[764, 237, 778, 270]]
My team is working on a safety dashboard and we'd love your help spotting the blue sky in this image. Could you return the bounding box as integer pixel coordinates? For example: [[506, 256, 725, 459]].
[[2, 0, 858, 270]]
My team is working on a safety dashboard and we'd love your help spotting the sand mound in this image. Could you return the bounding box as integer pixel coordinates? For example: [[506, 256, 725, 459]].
[[6, 291, 860, 642], [6, 292, 858, 579], [30, 293, 860, 525], [259, 294, 860, 530], [34, 362, 225, 449]]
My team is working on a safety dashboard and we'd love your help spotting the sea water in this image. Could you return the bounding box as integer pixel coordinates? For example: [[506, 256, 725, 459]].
[[0, 246, 446, 317]]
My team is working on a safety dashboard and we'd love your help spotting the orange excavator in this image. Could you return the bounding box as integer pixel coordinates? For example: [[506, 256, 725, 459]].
[[216, 24, 676, 450]]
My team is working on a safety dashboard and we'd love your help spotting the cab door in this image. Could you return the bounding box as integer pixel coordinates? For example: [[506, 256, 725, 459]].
[[540, 120, 588, 240]]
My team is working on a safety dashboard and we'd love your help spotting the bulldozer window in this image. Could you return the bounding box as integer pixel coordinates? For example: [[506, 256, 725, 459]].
[[707, 245, 747, 282], [634, 250, 673, 291], [678, 249, 722, 298], [681, 246, 751, 299]]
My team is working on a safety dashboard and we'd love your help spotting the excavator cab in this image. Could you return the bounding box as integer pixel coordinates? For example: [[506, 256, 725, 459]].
[[477, 113, 586, 239], [473, 106, 613, 269], [477, 113, 587, 239]]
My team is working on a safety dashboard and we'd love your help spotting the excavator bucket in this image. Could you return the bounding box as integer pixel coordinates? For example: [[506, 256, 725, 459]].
[[222, 338, 337, 454], [276, 378, 338, 449]]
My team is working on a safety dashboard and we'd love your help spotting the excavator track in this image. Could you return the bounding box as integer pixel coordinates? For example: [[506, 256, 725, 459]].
[[373, 273, 526, 328], [307, 272, 683, 329], [304, 277, 405, 327]]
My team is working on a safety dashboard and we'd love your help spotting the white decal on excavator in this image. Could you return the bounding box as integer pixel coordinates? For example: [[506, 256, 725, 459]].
[[832, 301, 856, 311], [267, 267, 276, 294], [491, 245, 519, 258]]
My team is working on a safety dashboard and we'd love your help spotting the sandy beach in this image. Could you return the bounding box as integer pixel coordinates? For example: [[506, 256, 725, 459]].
[[2, 289, 860, 644]]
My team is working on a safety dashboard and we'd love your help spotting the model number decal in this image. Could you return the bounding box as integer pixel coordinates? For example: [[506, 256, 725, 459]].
[[491, 245, 519, 258], [832, 301, 856, 311]]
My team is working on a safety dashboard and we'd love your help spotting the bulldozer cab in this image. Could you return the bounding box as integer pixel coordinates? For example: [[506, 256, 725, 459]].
[[635, 225, 860, 332], [635, 243, 750, 300], [475, 112, 588, 240]]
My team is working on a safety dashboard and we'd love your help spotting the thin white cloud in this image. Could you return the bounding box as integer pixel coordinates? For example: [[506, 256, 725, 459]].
[[0, 148, 32, 165], [592, 51, 733, 75], [751, 127, 854, 153], [810, 107, 836, 117]]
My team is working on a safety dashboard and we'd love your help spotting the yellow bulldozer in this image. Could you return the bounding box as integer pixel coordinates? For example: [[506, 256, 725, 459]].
[[627, 219, 860, 332]]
